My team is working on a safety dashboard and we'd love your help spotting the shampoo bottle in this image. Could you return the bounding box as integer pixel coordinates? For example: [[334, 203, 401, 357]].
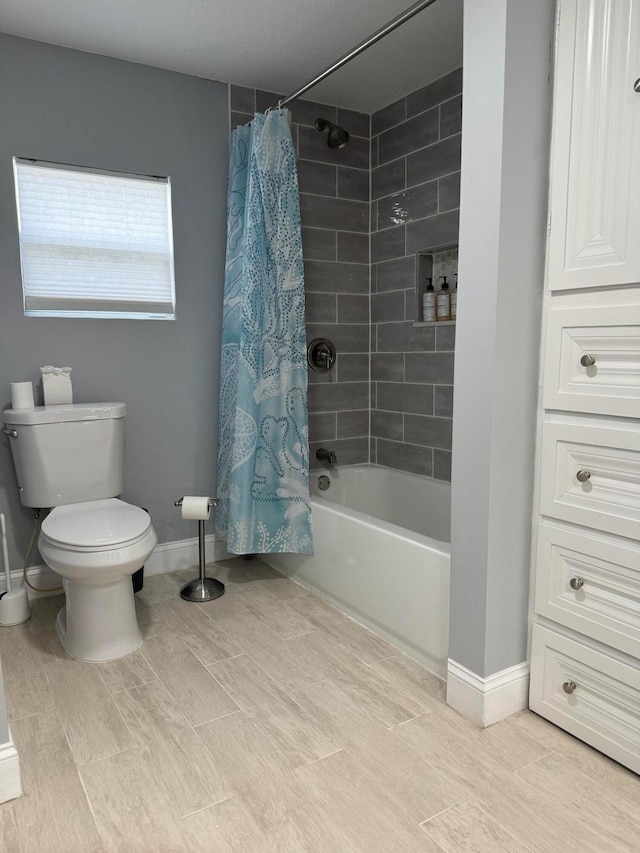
[[422, 277, 436, 322], [436, 275, 451, 321], [451, 274, 458, 320]]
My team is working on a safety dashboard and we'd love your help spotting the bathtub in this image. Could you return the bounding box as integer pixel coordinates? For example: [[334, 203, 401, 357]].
[[265, 464, 450, 678]]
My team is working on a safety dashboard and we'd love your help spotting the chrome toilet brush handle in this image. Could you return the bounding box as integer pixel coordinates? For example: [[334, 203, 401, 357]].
[[173, 498, 224, 602]]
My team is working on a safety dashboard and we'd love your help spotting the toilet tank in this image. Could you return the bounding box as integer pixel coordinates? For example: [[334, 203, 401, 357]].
[[2, 402, 126, 508]]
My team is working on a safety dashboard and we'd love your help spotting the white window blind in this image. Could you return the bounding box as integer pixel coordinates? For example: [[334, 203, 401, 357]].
[[13, 158, 176, 319]]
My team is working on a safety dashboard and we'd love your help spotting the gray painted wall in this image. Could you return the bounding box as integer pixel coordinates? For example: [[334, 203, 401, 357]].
[[0, 35, 229, 570], [450, 0, 554, 677]]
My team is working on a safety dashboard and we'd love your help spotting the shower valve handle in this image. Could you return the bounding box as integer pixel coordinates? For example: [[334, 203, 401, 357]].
[[307, 338, 336, 373]]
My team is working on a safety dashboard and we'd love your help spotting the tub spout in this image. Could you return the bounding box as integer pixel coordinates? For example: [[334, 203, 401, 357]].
[[316, 447, 337, 465]]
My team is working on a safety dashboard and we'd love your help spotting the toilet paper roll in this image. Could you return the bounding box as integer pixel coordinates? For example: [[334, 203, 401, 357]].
[[10, 381, 35, 410], [181, 496, 211, 521]]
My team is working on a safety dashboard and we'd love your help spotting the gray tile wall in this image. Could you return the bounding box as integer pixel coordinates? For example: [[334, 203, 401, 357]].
[[229, 66, 461, 482], [370, 67, 462, 482], [230, 85, 371, 470]]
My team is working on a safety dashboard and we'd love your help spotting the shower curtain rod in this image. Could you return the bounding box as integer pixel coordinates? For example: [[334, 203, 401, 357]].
[[276, 0, 440, 109]]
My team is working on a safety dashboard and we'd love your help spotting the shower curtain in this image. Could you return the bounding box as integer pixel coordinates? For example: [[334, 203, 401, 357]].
[[215, 110, 313, 555]]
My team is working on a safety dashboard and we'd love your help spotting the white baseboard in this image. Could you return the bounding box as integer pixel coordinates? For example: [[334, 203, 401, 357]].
[[0, 731, 22, 804], [446, 659, 530, 728], [9, 534, 233, 598], [144, 534, 232, 576]]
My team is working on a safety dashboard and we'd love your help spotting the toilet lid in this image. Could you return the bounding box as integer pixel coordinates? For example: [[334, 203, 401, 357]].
[[41, 499, 151, 549]]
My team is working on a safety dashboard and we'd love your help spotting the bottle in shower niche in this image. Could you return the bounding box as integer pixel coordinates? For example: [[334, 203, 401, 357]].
[[450, 274, 458, 320], [436, 275, 451, 321], [422, 277, 436, 322]]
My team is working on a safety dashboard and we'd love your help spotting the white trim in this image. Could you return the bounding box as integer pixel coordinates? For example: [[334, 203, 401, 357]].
[[144, 534, 232, 575], [446, 659, 530, 727], [0, 731, 22, 804], [9, 535, 233, 598]]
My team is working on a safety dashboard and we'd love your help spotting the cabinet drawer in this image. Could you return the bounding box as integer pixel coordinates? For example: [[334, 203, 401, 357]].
[[543, 306, 640, 417], [535, 523, 640, 657], [540, 422, 640, 540], [530, 625, 640, 774]]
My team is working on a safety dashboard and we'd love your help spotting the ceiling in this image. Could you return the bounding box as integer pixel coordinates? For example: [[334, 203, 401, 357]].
[[0, 0, 463, 113]]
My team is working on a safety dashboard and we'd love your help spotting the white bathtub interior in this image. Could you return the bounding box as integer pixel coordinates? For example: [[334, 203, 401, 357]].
[[266, 464, 451, 678], [310, 464, 451, 542]]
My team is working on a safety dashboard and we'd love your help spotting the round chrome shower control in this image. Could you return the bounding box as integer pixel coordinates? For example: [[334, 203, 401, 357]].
[[576, 470, 591, 483], [307, 338, 336, 373], [580, 354, 596, 367], [318, 475, 330, 491]]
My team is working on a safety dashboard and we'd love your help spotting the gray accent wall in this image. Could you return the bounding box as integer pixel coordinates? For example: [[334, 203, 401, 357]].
[[230, 86, 371, 470], [0, 35, 229, 569], [370, 69, 462, 481]]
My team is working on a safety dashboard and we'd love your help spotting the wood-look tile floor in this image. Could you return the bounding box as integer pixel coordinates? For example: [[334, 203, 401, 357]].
[[1, 558, 639, 852]]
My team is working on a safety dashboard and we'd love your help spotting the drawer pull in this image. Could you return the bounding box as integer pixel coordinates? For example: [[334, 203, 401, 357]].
[[576, 470, 591, 483], [562, 681, 577, 695], [569, 577, 584, 591], [580, 354, 596, 367]]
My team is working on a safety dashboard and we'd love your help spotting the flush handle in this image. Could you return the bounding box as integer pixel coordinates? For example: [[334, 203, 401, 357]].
[[2, 428, 18, 438], [576, 470, 591, 483], [562, 681, 577, 695], [580, 354, 596, 367], [569, 577, 584, 591]]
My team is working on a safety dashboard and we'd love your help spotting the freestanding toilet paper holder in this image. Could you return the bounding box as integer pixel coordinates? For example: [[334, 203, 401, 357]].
[[174, 497, 225, 602]]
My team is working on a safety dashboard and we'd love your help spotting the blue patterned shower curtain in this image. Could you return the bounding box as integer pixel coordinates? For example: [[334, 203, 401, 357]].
[[215, 110, 313, 555]]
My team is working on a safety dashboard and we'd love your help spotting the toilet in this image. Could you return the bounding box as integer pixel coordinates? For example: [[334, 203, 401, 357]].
[[2, 402, 157, 662]]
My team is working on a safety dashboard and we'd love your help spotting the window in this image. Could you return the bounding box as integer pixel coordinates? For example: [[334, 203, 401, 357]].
[[13, 158, 176, 319]]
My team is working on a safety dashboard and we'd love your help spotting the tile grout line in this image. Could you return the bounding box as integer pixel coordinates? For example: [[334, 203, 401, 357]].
[[191, 708, 244, 731], [373, 89, 461, 138], [177, 794, 236, 821], [373, 130, 462, 173], [513, 749, 556, 775], [293, 747, 345, 772], [419, 799, 468, 827]]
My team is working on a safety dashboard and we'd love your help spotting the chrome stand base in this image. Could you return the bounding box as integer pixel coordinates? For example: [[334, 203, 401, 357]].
[[180, 576, 225, 602], [173, 505, 225, 604]]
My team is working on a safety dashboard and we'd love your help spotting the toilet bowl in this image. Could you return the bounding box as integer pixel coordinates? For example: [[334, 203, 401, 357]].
[[39, 498, 157, 662]]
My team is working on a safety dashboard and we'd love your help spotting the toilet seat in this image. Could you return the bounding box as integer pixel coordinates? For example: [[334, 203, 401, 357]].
[[41, 498, 151, 552]]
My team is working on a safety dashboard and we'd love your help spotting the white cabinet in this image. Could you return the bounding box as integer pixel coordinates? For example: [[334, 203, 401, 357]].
[[530, 625, 640, 774], [543, 305, 640, 417], [547, 0, 640, 292], [535, 523, 640, 659], [530, 0, 640, 775], [539, 421, 640, 540]]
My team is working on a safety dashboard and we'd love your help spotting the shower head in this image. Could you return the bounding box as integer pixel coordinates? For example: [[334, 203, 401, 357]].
[[314, 118, 350, 149]]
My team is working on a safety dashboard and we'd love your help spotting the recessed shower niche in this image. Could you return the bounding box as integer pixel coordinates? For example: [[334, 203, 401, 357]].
[[415, 243, 458, 326]]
